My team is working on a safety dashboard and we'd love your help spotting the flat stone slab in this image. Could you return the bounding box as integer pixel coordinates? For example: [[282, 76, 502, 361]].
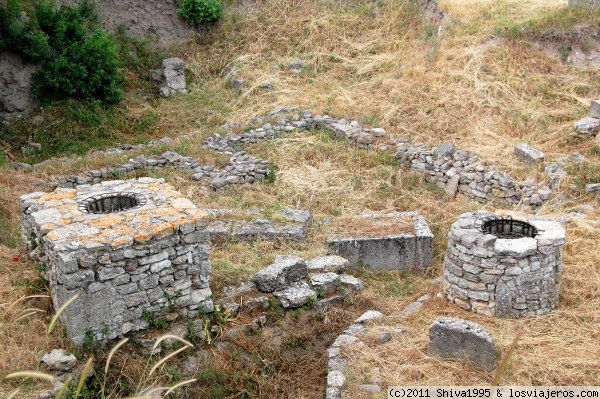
[[428, 317, 496, 371], [327, 212, 433, 273], [253, 255, 307, 293]]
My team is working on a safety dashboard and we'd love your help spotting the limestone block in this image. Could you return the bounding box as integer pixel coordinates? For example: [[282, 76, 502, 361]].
[[253, 255, 307, 293], [273, 281, 317, 308], [306, 255, 348, 273], [41, 349, 77, 372], [514, 143, 545, 164], [428, 317, 496, 371], [574, 117, 600, 135]]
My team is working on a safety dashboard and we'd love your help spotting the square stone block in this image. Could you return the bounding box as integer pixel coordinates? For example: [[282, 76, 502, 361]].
[[326, 212, 433, 273], [20, 178, 213, 345]]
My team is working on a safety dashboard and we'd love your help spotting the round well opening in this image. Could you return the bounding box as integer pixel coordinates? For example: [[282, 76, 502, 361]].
[[85, 194, 142, 214], [481, 218, 537, 239]]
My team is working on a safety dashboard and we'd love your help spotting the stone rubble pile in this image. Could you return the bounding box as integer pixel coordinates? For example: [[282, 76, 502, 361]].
[[396, 140, 553, 209], [252, 254, 363, 310], [326, 293, 434, 398]]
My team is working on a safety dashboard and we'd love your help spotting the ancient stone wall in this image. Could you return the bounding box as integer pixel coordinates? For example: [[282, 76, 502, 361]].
[[396, 141, 553, 210]]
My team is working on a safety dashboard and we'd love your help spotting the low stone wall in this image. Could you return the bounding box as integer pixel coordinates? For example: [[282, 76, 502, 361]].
[[20, 178, 213, 345], [396, 141, 553, 210]]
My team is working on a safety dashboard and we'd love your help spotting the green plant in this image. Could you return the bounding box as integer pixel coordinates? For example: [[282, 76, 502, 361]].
[[141, 310, 170, 330], [178, 0, 223, 25], [559, 45, 572, 63], [0, 0, 122, 104]]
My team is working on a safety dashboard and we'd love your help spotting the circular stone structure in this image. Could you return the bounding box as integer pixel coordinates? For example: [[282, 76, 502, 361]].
[[443, 211, 566, 318]]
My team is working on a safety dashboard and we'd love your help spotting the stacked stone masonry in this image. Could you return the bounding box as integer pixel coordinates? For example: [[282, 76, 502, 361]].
[[20, 178, 213, 345], [396, 141, 553, 210], [443, 211, 566, 318]]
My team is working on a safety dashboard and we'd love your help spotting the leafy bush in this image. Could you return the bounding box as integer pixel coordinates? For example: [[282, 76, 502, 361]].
[[0, 0, 122, 104], [178, 0, 223, 25]]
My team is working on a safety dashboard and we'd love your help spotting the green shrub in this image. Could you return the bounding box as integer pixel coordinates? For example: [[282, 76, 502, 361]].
[[32, 29, 123, 104], [178, 0, 223, 25], [0, 0, 122, 104]]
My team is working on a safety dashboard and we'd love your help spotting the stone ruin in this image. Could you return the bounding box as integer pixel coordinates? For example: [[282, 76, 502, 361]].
[[327, 212, 434, 273], [443, 211, 566, 318], [20, 178, 213, 345]]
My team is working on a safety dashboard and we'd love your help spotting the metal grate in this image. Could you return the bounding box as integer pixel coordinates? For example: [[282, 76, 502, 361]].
[[481, 217, 537, 239], [82, 193, 144, 214]]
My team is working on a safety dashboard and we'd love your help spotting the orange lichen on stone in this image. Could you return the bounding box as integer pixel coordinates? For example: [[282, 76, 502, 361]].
[[90, 214, 126, 229], [149, 222, 174, 236], [111, 235, 134, 249], [134, 230, 152, 243]]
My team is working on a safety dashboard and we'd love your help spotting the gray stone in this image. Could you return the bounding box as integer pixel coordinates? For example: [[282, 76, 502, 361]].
[[338, 273, 363, 293], [327, 212, 434, 273], [574, 117, 600, 135], [309, 272, 340, 293], [41, 349, 77, 372], [354, 310, 385, 324], [494, 237, 537, 257], [288, 60, 307, 69], [253, 255, 307, 293], [332, 334, 359, 348], [316, 295, 346, 311], [445, 174, 460, 197], [152, 58, 187, 98], [378, 332, 393, 344], [326, 387, 341, 399], [590, 100, 600, 118], [585, 183, 600, 194], [259, 81, 275, 90], [514, 143, 545, 164], [273, 281, 317, 308], [433, 142, 455, 159], [327, 370, 347, 390], [428, 317, 496, 371], [306, 255, 348, 273]]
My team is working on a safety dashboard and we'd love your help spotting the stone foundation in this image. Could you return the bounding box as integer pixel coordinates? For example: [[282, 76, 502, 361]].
[[327, 212, 433, 273], [20, 178, 213, 345], [443, 211, 565, 318]]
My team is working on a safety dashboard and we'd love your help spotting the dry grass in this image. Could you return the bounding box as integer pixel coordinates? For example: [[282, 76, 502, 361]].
[[328, 214, 416, 238], [1, 0, 600, 396]]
